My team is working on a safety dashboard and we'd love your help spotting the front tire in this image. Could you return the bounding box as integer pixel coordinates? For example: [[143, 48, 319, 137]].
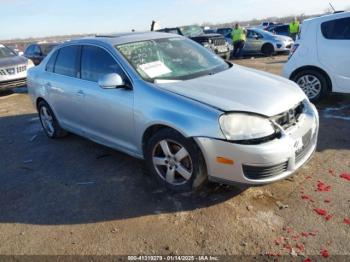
[[261, 43, 275, 56], [145, 128, 207, 192], [38, 100, 67, 139], [292, 70, 329, 103]]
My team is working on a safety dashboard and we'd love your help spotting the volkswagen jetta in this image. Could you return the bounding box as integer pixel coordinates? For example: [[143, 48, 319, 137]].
[[27, 32, 319, 191]]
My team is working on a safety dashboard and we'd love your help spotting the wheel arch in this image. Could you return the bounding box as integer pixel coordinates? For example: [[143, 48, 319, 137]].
[[290, 66, 333, 92], [35, 97, 62, 127], [261, 42, 275, 55], [142, 124, 189, 156], [141, 124, 209, 188], [36, 97, 46, 110]]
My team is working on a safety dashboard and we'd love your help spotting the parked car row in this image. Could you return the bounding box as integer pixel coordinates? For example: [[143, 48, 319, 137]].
[[158, 25, 232, 60], [211, 27, 294, 56]]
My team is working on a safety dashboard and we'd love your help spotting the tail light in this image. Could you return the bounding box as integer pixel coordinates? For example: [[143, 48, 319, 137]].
[[288, 44, 299, 59]]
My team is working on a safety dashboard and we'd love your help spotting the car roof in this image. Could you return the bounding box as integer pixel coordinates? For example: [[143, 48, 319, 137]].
[[303, 11, 350, 24], [67, 31, 181, 46], [271, 24, 288, 28]]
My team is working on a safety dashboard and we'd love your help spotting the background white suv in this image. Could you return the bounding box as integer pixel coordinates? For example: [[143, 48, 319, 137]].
[[283, 11, 350, 102]]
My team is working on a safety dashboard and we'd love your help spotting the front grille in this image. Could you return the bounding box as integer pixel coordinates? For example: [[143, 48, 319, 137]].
[[5, 68, 16, 75], [17, 65, 27, 73], [0, 65, 27, 76], [295, 130, 313, 163], [0, 78, 26, 89], [212, 38, 226, 46], [272, 102, 305, 130], [243, 161, 288, 180]]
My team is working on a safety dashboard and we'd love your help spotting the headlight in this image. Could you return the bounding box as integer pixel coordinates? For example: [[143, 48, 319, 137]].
[[27, 59, 35, 68], [219, 113, 276, 141], [203, 42, 210, 48]]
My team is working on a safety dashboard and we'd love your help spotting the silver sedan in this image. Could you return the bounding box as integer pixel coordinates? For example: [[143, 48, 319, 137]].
[[27, 32, 318, 192], [221, 28, 294, 56], [245, 28, 294, 55]]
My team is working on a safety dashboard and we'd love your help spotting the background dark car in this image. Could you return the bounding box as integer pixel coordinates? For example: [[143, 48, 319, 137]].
[[24, 43, 58, 65], [158, 25, 231, 60], [216, 27, 234, 44], [267, 24, 290, 36], [203, 28, 217, 34]]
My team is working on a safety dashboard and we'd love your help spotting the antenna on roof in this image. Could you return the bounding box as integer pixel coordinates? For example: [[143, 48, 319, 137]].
[[329, 2, 336, 12]]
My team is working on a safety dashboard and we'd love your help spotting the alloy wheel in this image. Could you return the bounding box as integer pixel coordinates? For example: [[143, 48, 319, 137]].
[[40, 106, 55, 137], [296, 74, 322, 100], [152, 139, 193, 186]]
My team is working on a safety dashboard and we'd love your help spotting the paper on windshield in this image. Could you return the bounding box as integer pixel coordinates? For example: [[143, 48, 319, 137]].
[[139, 61, 171, 78]]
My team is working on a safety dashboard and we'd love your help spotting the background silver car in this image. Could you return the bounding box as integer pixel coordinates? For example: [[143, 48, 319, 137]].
[[27, 32, 318, 192], [245, 28, 294, 55], [218, 27, 294, 56]]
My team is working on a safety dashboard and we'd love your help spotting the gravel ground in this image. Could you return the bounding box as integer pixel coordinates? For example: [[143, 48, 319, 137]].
[[0, 55, 349, 259]]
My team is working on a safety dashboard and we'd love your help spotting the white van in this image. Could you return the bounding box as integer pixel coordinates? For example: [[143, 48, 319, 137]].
[[283, 11, 350, 102]]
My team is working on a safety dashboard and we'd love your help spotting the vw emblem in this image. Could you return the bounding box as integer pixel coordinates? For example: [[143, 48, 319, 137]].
[[288, 109, 296, 122]]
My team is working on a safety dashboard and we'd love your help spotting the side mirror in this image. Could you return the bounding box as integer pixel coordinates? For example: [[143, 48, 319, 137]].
[[98, 73, 125, 89]]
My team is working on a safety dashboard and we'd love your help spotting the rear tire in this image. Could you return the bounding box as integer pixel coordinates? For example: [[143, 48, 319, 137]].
[[38, 100, 67, 139], [292, 69, 329, 103], [261, 43, 275, 56], [145, 128, 207, 192]]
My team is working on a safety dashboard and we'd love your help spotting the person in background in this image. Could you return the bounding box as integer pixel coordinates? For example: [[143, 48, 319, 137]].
[[289, 17, 300, 41], [231, 23, 246, 59]]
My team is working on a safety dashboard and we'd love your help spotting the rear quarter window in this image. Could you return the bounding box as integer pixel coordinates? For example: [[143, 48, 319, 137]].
[[321, 17, 350, 40], [54, 46, 80, 77], [46, 50, 58, 72]]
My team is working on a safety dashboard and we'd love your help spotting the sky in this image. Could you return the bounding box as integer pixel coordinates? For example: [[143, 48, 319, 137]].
[[0, 0, 349, 40]]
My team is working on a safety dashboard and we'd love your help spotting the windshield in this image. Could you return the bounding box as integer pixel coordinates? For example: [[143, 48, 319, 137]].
[[0, 45, 16, 59], [179, 26, 204, 37], [116, 37, 229, 82]]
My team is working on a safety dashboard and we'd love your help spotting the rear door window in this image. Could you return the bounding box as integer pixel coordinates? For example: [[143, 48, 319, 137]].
[[54, 46, 80, 77], [46, 50, 59, 72], [80, 45, 124, 82], [321, 17, 350, 40]]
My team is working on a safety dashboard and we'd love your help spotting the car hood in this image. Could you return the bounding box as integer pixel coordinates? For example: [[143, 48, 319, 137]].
[[156, 65, 306, 117], [0, 56, 28, 68], [275, 35, 293, 42], [192, 33, 225, 39]]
